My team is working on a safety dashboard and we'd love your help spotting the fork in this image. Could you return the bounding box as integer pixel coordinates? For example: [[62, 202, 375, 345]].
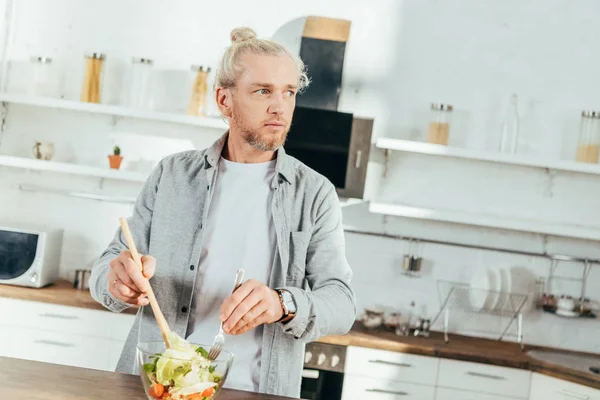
[[207, 268, 245, 361]]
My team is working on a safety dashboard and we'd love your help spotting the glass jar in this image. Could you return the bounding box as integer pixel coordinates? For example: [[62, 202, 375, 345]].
[[29, 56, 53, 97], [576, 110, 600, 163], [428, 103, 453, 145], [80, 53, 106, 103], [187, 65, 211, 116], [125, 57, 154, 109]]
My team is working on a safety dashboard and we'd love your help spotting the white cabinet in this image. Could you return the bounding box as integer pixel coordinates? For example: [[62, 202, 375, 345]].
[[0, 297, 136, 372], [437, 358, 531, 399], [342, 375, 436, 400], [436, 388, 524, 400], [529, 373, 600, 400], [345, 346, 439, 385]]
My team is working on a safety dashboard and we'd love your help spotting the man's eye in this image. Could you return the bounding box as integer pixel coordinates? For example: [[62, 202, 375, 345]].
[[286, 91, 296, 97], [256, 89, 269, 95]]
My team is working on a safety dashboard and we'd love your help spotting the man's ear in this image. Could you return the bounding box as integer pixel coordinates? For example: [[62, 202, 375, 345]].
[[216, 87, 232, 118]]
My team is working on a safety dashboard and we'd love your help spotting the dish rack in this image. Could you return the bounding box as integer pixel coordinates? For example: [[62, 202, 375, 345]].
[[430, 280, 529, 349]]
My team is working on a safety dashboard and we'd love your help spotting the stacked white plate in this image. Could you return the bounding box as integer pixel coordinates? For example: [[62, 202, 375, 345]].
[[469, 267, 529, 312]]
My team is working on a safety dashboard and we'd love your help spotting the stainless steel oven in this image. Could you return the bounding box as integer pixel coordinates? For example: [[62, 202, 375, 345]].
[[300, 342, 347, 400]]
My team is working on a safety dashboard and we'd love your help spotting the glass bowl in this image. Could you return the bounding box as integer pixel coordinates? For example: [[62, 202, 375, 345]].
[[137, 341, 234, 400]]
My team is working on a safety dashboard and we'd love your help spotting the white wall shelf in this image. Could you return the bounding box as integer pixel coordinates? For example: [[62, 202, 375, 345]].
[[369, 202, 600, 242], [0, 155, 148, 182], [376, 138, 600, 176], [0, 93, 229, 130]]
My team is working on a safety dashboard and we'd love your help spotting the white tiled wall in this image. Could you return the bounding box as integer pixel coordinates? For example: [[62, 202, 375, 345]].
[[0, 0, 599, 354]]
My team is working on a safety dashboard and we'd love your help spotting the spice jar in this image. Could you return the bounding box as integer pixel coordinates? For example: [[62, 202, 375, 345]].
[[29, 56, 53, 97], [428, 103, 453, 145], [187, 65, 211, 117], [576, 110, 600, 164], [80, 53, 106, 103], [125, 57, 154, 109]]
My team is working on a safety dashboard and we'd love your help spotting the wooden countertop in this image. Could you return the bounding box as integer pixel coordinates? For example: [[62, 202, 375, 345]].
[[2, 280, 599, 390], [0, 279, 138, 315], [0, 356, 300, 399], [318, 322, 600, 389]]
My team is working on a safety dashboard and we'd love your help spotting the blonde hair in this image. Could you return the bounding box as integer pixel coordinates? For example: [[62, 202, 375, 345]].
[[215, 27, 310, 93]]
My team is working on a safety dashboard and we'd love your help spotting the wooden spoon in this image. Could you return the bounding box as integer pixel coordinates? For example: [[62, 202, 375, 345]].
[[119, 217, 171, 349]]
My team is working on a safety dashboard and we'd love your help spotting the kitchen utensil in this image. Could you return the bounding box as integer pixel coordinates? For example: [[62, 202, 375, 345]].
[[119, 217, 172, 349], [207, 268, 245, 361], [73, 269, 91, 290], [360, 307, 384, 329], [487, 268, 502, 310], [32, 141, 54, 160], [557, 295, 576, 312], [403, 239, 423, 274], [137, 340, 233, 399]]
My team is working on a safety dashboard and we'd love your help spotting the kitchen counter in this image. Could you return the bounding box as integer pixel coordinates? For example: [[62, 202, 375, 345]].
[[0, 279, 139, 315], [0, 356, 301, 400], [318, 322, 600, 389], [2, 280, 599, 390]]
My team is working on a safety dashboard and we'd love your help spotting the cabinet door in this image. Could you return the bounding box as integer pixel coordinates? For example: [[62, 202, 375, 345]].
[[342, 375, 435, 400], [3, 325, 111, 371], [530, 373, 600, 400], [437, 358, 531, 399], [345, 346, 439, 385], [436, 387, 523, 400]]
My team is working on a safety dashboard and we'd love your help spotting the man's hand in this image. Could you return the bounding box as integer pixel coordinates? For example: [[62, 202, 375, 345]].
[[107, 250, 156, 306], [220, 279, 283, 335]]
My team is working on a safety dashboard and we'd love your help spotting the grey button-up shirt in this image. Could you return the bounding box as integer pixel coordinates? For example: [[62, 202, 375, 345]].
[[89, 132, 357, 398]]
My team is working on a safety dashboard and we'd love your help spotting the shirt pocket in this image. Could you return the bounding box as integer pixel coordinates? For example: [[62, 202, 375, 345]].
[[287, 231, 311, 286]]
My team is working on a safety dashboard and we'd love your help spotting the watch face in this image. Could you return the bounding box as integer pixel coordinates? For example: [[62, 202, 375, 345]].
[[282, 290, 297, 313]]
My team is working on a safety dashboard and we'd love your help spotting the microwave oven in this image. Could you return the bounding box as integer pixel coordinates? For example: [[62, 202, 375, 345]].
[[0, 225, 63, 288]]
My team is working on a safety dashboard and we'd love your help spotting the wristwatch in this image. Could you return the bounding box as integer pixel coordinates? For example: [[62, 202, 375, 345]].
[[276, 289, 297, 323]]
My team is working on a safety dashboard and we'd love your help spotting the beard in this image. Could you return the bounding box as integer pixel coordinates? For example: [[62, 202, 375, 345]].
[[232, 107, 289, 152]]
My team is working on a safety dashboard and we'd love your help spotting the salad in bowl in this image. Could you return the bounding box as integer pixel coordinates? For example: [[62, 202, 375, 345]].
[[137, 332, 234, 400]]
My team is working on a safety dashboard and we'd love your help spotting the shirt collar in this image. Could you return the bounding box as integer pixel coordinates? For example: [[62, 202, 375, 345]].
[[205, 131, 292, 184]]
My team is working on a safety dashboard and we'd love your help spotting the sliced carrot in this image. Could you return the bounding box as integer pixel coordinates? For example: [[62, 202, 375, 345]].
[[201, 387, 215, 397], [149, 383, 165, 398], [185, 394, 203, 400]]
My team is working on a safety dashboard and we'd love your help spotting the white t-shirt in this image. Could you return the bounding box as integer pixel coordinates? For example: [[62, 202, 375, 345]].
[[186, 156, 277, 393]]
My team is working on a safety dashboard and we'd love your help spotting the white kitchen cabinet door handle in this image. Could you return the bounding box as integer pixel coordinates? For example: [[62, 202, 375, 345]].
[[38, 312, 79, 320], [557, 389, 590, 400], [34, 339, 75, 348], [366, 388, 408, 396], [466, 371, 506, 380], [369, 359, 412, 368]]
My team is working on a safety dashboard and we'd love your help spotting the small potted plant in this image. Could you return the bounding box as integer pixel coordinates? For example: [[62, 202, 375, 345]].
[[108, 145, 123, 170]]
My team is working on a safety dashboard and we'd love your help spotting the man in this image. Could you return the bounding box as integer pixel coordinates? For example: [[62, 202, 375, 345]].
[[90, 27, 356, 398]]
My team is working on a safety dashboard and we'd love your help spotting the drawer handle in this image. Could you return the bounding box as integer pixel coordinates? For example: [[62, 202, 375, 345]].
[[369, 359, 412, 368], [38, 313, 79, 320], [366, 388, 408, 396], [466, 371, 506, 380], [558, 389, 590, 400], [34, 339, 75, 348]]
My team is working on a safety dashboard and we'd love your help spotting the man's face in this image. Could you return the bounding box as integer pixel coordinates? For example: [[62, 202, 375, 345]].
[[226, 53, 298, 152]]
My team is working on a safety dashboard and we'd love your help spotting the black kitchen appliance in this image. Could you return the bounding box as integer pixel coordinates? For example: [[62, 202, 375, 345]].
[[300, 342, 346, 400]]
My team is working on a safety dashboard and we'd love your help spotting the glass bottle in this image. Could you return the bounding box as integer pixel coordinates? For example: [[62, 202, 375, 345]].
[[576, 111, 600, 164], [29, 56, 53, 97], [80, 53, 106, 103], [187, 65, 211, 117], [125, 57, 154, 109], [499, 94, 520, 154], [427, 104, 453, 145]]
